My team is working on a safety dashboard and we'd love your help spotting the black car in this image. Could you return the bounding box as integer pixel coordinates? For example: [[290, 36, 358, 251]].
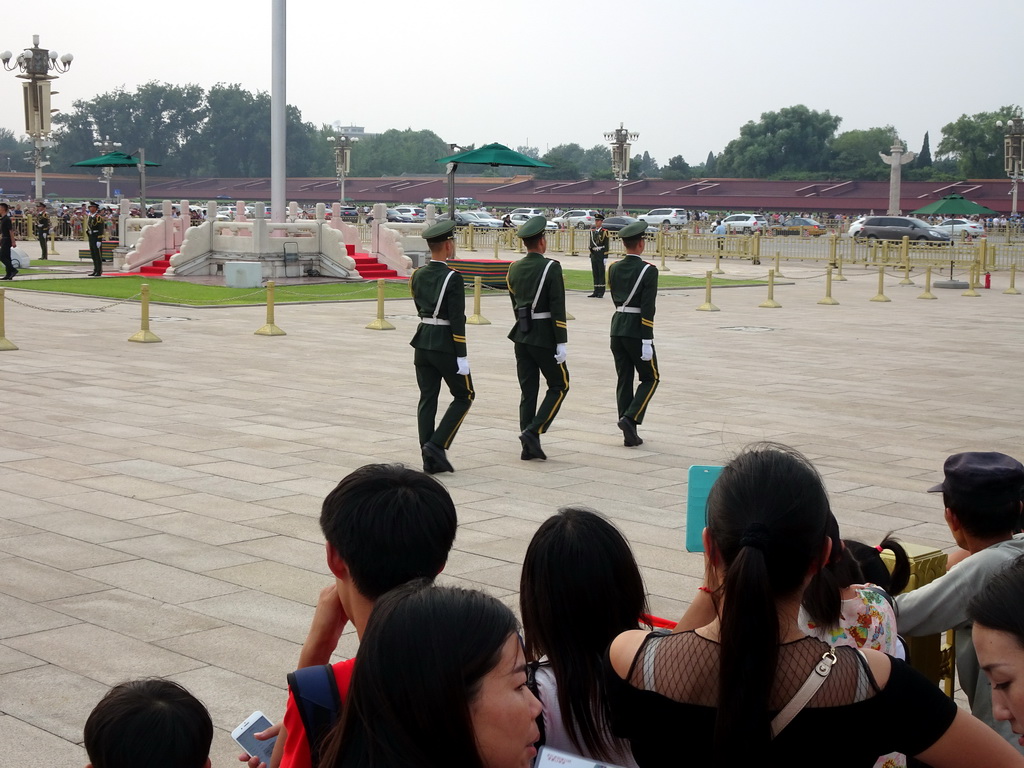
[[386, 208, 413, 223], [602, 216, 641, 232]]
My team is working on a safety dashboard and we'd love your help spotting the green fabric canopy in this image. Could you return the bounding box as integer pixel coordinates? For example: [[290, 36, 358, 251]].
[[910, 193, 998, 216], [435, 143, 550, 168], [71, 151, 160, 168]]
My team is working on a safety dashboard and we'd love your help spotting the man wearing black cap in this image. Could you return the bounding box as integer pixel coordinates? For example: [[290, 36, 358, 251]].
[[86, 202, 105, 276], [588, 213, 609, 298], [409, 219, 473, 474], [506, 215, 569, 460], [608, 220, 659, 447], [896, 451, 1024, 751]]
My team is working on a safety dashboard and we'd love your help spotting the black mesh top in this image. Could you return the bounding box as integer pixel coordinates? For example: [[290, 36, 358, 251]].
[[605, 631, 957, 767]]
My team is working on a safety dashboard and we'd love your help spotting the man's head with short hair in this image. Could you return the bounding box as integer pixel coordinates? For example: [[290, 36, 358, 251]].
[[84, 679, 212, 768], [320, 464, 457, 600], [930, 452, 1024, 540], [0, 203, 8, 214]]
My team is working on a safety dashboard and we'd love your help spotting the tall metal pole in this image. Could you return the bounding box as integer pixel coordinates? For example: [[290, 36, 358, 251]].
[[270, 0, 286, 224], [998, 109, 1024, 217]]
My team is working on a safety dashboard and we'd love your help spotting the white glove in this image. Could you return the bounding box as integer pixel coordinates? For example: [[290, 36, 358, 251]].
[[456, 357, 470, 376], [641, 339, 654, 362], [554, 343, 567, 365]]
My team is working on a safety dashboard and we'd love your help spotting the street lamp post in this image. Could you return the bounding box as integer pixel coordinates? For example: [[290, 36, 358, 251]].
[[604, 123, 638, 215], [327, 135, 356, 207], [1, 35, 73, 201], [93, 134, 122, 201], [997, 109, 1024, 217]]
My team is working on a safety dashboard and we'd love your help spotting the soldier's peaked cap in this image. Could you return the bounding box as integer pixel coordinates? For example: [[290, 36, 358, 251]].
[[516, 215, 548, 239]]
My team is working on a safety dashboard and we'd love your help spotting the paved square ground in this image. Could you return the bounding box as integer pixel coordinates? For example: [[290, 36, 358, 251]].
[[1, 243, 1021, 763]]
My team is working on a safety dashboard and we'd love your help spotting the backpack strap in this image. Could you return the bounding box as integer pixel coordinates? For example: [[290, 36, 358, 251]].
[[287, 664, 342, 765]]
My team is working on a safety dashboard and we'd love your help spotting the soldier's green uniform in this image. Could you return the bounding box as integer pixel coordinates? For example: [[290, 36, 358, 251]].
[[588, 215, 610, 297], [410, 220, 473, 472], [86, 203, 105, 276], [608, 221, 659, 445], [506, 217, 569, 457], [34, 205, 50, 260]]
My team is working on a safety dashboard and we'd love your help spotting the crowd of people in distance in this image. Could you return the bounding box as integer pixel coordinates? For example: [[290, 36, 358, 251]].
[[78, 445, 1024, 768]]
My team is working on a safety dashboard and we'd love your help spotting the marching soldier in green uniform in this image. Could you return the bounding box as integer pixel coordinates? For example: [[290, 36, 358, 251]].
[[506, 215, 569, 461], [34, 202, 50, 260], [607, 220, 659, 447], [588, 212, 609, 297], [410, 218, 473, 474], [86, 202, 105, 276]]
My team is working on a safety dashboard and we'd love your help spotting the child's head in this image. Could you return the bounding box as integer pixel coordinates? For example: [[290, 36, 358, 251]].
[[845, 535, 910, 595], [84, 679, 213, 768]]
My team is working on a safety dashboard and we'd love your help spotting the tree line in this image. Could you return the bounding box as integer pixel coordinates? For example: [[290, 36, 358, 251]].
[[4, 82, 1016, 184]]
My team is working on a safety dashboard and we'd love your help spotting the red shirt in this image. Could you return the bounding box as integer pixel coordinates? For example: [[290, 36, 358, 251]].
[[280, 658, 355, 768]]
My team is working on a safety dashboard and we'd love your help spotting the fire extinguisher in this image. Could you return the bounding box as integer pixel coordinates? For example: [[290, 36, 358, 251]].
[[985, 271, 991, 289]]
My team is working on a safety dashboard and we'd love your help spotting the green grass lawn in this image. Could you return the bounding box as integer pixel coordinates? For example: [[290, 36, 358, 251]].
[[3, 270, 760, 306]]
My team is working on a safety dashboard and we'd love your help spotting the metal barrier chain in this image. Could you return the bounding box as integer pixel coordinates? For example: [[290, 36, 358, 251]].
[[4, 293, 141, 313], [274, 284, 380, 299], [147, 287, 269, 305]]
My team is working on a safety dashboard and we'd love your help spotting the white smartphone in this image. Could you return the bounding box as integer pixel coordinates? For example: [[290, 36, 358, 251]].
[[232, 711, 276, 766]]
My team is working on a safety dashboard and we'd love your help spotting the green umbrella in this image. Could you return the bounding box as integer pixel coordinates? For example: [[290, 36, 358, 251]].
[[436, 143, 551, 168], [71, 151, 161, 168], [910, 193, 998, 217], [435, 144, 550, 216]]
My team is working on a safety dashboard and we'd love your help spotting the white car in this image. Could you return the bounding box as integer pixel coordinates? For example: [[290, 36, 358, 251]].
[[509, 212, 557, 230], [551, 209, 601, 229], [935, 218, 985, 239], [638, 208, 688, 228], [10, 247, 30, 269], [847, 216, 867, 238], [721, 214, 768, 234], [510, 207, 545, 218], [393, 206, 426, 221]]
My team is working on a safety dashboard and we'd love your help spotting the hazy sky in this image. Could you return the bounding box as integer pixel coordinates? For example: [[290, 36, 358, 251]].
[[2, 0, 1020, 168]]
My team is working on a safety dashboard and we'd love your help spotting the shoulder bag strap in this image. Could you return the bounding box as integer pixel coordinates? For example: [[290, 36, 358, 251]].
[[769, 647, 837, 739], [432, 269, 456, 320], [287, 664, 342, 764], [531, 259, 555, 311], [622, 263, 651, 307]]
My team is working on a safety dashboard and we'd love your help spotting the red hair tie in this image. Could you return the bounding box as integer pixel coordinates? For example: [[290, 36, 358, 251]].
[[875, 545, 884, 553]]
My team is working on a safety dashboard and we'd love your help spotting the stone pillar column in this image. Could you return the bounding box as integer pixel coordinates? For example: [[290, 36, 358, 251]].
[[880, 141, 916, 215]]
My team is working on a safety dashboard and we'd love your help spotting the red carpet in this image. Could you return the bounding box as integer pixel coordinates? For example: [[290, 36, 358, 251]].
[[346, 243, 399, 279]]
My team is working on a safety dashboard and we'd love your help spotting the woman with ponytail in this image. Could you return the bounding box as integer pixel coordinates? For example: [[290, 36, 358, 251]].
[[605, 443, 1024, 767]]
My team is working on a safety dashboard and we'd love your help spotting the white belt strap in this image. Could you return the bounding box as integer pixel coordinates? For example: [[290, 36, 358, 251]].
[[531, 312, 552, 319], [419, 317, 451, 326], [615, 307, 642, 314], [431, 269, 456, 322], [531, 260, 555, 313], [622, 263, 651, 307], [770, 647, 837, 739]]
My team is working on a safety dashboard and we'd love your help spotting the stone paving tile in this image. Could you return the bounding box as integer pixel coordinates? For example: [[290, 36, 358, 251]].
[[156, 492, 295, 522], [45, 489, 184, 521], [169, 665, 287, 738], [0, 593, 82, 639], [0, 665, 111, 742], [0, 643, 47, 674], [248, 513, 325, 543], [156, 625, 302, 688], [227, 535, 329, 571], [251, 494, 323, 516], [5, 623, 208, 686], [171, 474, 303, 502], [182, 589, 317, 644], [205, 560, 330, 605], [0, 531, 137, 570], [17, 509, 156, 543], [73, 473, 195, 500], [129, 511, 277, 546], [42, 588, 226, 643], [105, 533, 262, 572], [76, 560, 246, 604], [0, 557, 110, 602]]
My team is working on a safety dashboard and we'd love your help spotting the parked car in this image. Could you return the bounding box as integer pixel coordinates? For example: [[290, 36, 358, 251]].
[[459, 211, 503, 229], [721, 213, 768, 234], [393, 206, 426, 221], [602, 216, 656, 234], [509, 212, 558, 230], [510, 207, 546, 218], [935, 218, 985, 239], [386, 208, 414, 223], [859, 216, 951, 243], [847, 216, 868, 238], [774, 217, 827, 236], [551, 209, 601, 229], [638, 208, 688, 228]]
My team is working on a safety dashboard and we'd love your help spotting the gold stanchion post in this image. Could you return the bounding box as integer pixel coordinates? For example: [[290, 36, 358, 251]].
[[696, 270, 719, 312], [49, 229, 60, 257], [493, 230, 500, 259], [834, 252, 847, 281], [713, 247, 723, 274], [774, 251, 785, 278], [568, 225, 577, 256], [0, 288, 18, 350], [870, 265, 891, 302], [818, 266, 839, 305], [899, 236, 913, 284], [759, 269, 782, 308], [466, 275, 491, 325], [128, 283, 163, 342], [467, 224, 476, 252], [1005, 264, 1021, 295], [918, 266, 937, 300], [254, 280, 287, 336], [365, 279, 397, 330], [962, 264, 980, 297]]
